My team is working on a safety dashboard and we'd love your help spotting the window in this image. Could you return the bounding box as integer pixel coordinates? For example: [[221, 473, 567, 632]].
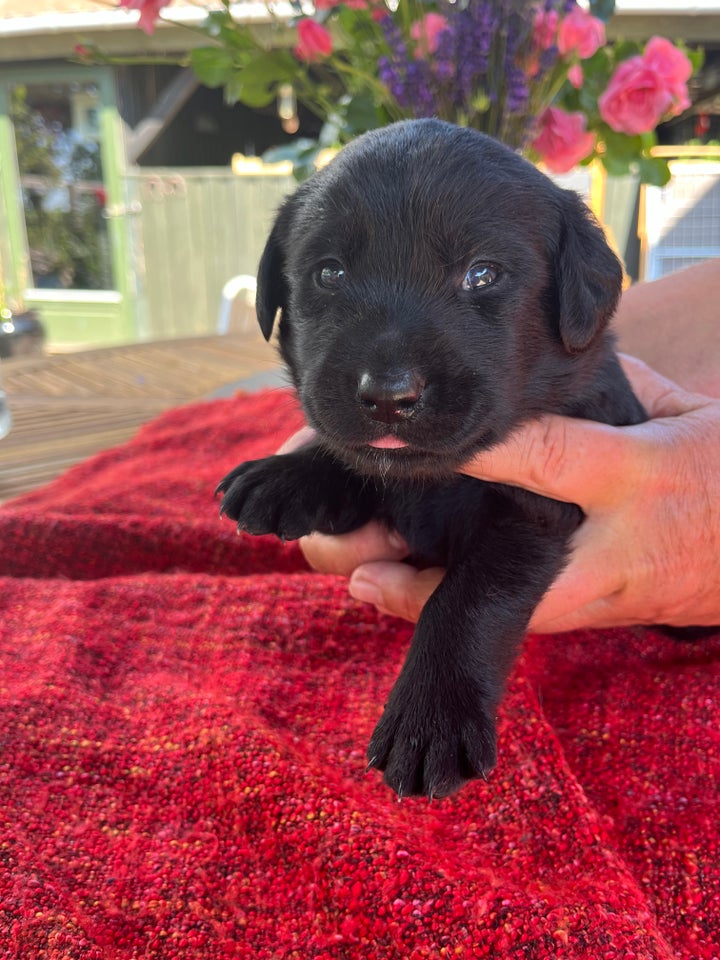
[[10, 82, 112, 291]]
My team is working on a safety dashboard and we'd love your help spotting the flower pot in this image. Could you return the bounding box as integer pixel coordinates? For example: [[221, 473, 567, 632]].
[[0, 308, 46, 359]]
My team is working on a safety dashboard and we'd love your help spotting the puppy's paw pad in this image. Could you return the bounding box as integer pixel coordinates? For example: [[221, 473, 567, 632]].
[[367, 682, 497, 799]]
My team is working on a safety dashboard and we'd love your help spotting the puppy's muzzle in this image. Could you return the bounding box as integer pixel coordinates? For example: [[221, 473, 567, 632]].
[[357, 370, 425, 424]]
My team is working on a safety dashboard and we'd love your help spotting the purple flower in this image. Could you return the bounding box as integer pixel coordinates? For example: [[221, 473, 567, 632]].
[[376, 0, 569, 143]]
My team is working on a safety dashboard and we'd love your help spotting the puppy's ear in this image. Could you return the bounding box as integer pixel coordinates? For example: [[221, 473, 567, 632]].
[[554, 190, 623, 354], [256, 204, 292, 341]]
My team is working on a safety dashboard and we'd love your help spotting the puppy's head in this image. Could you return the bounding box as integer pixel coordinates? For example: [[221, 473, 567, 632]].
[[257, 119, 622, 481]]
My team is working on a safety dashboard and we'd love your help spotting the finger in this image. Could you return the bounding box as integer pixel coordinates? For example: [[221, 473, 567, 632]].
[[529, 592, 630, 633], [300, 523, 409, 578], [526, 520, 627, 632], [618, 354, 705, 418], [461, 416, 637, 509], [276, 426, 316, 455], [349, 562, 444, 623]]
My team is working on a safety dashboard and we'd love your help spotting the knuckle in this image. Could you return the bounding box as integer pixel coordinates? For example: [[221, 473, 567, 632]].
[[521, 417, 571, 490]]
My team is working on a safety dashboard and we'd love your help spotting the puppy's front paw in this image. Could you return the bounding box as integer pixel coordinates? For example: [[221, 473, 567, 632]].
[[367, 670, 497, 799], [216, 453, 374, 541], [216, 456, 322, 540]]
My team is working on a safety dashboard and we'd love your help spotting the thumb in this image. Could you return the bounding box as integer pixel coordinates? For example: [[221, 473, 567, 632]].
[[460, 415, 638, 510], [349, 562, 444, 623], [526, 518, 625, 632]]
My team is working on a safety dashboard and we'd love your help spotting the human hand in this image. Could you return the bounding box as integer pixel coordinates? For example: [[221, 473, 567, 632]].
[[297, 356, 720, 631]]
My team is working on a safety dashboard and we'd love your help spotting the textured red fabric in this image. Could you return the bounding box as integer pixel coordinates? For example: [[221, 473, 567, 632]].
[[1, 389, 718, 959]]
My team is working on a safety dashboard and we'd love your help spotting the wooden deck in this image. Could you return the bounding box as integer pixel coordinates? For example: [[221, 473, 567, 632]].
[[0, 332, 283, 504]]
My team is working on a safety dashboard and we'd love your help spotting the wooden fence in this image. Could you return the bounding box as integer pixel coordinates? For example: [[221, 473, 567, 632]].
[[124, 167, 295, 341]]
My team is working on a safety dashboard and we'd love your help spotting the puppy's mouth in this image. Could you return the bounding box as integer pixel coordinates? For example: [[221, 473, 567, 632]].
[[323, 429, 494, 482], [367, 435, 409, 450]]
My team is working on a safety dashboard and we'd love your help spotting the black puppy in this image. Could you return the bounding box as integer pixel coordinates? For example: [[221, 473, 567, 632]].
[[217, 119, 646, 799]]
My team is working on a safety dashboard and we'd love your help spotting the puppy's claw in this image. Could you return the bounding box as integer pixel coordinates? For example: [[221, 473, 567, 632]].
[[365, 756, 378, 774]]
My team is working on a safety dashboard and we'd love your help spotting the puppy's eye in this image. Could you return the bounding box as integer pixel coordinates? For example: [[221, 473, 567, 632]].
[[462, 262, 499, 291], [316, 260, 347, 289]]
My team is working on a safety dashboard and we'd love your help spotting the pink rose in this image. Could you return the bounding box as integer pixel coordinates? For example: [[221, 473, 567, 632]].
[[599, 55, 673, 135], [294, 19, 333, 62], [557, 7, 605, 60], [527, 8, 559, 75], [643, 36, 692, 113], [568, 63, 583, 89], [533, 9, 559, 52], [119, 0, 164, 35], [531, 107, 596, 173], [410, 13, 448, 56]]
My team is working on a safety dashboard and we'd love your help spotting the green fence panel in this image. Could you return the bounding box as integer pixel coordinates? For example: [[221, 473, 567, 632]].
[[126, 169, 294, 341]]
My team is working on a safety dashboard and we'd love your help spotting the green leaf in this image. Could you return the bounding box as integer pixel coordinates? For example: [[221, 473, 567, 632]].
[[685, 45, 705, 74], [222, 72, 246, 106], [336, 5, 377, 44], [576, 48, 612, 99], [602, 128, 643, 162], [263, 139, 324, 181], [218, 24, 258, 53], [609, 40, 643, 64], [636, 156, 672, 187], [263, 139, 318, 164], [342, 93, 382, 135], [189, 47, 234, 88], [229, 78, 276, 108], [601, 152, 632, 178], [253, 56, 297, 102], [223, 51, 298, 108]]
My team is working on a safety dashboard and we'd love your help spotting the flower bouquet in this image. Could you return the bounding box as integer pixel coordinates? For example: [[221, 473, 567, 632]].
[[111, 0, 702, 183]]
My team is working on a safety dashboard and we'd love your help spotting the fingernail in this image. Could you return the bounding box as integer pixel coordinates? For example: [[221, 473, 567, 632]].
[[386, 529, 408, 554], [349, 571, 382, 607]]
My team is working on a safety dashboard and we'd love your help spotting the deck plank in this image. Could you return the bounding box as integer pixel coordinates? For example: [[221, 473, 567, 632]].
[[0, 332, 282, 503]]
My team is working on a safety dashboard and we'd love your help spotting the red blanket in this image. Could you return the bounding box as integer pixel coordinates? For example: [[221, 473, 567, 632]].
[[1, 389, 718, 960]]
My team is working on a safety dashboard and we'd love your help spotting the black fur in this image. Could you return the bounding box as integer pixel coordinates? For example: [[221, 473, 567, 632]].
[[217, 120, 646, 798]]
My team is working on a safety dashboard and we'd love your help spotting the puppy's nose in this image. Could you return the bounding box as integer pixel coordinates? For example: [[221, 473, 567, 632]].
[[357, 370, 425, 424]]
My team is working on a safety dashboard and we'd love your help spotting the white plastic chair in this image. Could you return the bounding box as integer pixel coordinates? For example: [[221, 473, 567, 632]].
[[216, 274, 258, 335]]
